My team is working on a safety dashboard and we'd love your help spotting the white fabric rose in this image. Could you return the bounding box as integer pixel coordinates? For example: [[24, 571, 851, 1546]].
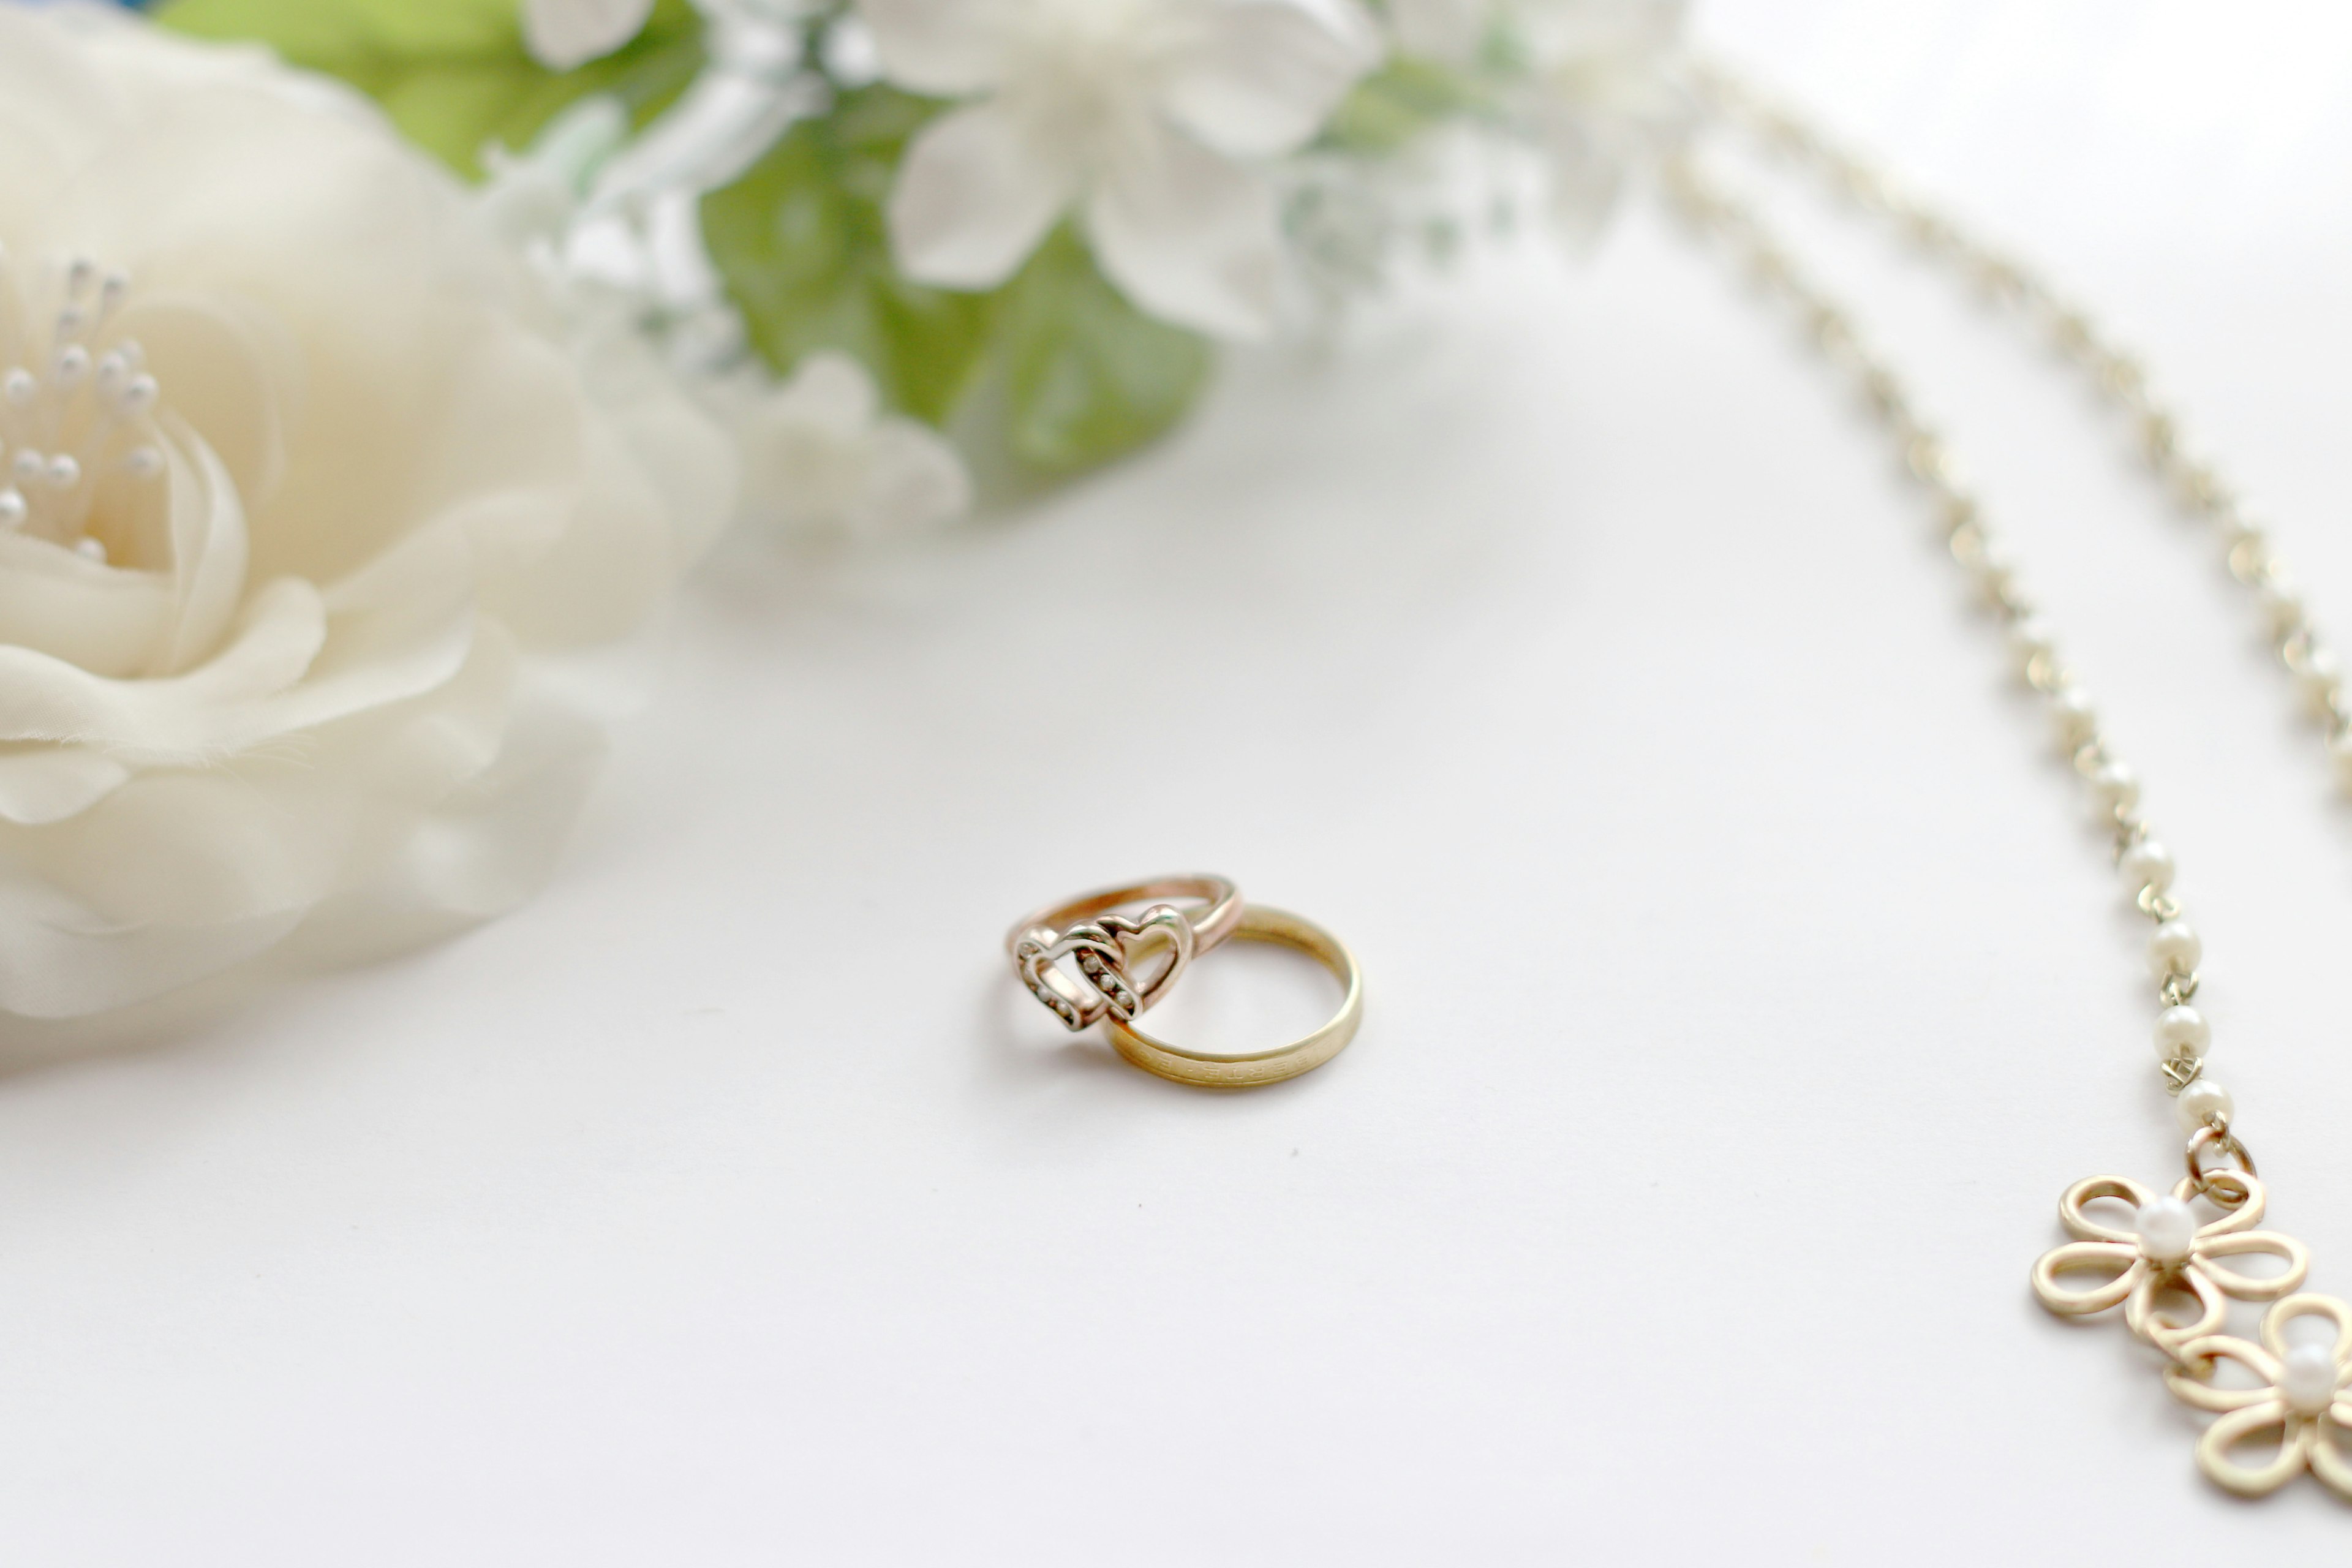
[[0, 8, 733, 1017], [861, 0, 1381, 338]]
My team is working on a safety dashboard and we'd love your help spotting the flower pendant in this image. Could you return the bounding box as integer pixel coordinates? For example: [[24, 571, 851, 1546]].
[[2033, 1164, 2348, 1498]]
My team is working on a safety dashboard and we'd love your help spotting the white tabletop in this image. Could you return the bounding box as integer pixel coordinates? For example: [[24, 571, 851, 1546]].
[[10, 0, 2352, 1559]]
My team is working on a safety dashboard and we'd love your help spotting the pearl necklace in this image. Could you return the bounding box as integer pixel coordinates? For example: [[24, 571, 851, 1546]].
[[1670, 66, 2352, 1500]]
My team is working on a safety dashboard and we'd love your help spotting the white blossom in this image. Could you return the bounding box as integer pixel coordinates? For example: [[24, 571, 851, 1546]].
[[1386, 0, 1688, 244], [712, 352, 971, 542], [860, 0, 1382, 338], [524, 0, 657, 71], [481, 108, 971, 544]]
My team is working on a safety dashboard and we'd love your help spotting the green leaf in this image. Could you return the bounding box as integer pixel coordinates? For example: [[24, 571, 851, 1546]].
[[997, 228, 1211, 474], [159, 0, 706, 179], [1320, 56, 1491, 155], [701, 85, 997, 428]]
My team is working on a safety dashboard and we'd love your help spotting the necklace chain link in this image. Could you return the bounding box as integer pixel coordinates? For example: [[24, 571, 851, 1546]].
[[1659, 65, 2344, 1161]]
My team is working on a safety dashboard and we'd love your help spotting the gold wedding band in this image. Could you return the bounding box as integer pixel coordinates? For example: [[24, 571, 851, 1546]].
[[1006, 879, 1362, 1088], [1102, 905, 1361, 1089]]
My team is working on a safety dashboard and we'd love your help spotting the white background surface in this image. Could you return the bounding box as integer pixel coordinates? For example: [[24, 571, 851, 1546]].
[[10, 0, 2352, 1561]]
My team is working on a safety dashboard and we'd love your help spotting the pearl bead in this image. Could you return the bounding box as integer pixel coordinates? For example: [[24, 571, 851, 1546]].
[[0, 489, 23, 529], [2090, 762, 2139, 815], [2175, 1077, 2233, 1133], [2120, 839, 2174, 894], [2135, 1196, 2197, 1266], [2259, 579, 2305, 633], [2050, 686, 2097, 747], [2006, 616, 2053, 676], [2282, 1343, 2339, 1417], [2299, 646, 2345, 717], [2154, 1005, 2211, 1061], [1974, 549, 2019, 606], [2148, 921, 2201, 978]]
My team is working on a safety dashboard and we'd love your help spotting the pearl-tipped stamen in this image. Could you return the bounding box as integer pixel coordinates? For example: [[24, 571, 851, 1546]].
[[2, 369, 33, 405], [10, 449, 41, 485], [52, 344, 88, 387], [45, 454, 78, 491], [94, 352, 126, 397], [122, 445, 163, 480], [64, 257, 93, 297], [0, 491, 24, 529], [73, 537, 105, 564], [118, 374, 159, 414]]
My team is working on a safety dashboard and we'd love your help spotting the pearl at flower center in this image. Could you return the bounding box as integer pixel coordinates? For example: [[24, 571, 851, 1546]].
[[2135, 1196, 2197, 1267], [2282, 1343, 2339, 1417]]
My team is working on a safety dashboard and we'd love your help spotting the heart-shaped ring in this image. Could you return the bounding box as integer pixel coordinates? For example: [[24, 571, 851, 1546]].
[[1014, 906, 1194, 1031], [1005, 875, 1243, 1033]]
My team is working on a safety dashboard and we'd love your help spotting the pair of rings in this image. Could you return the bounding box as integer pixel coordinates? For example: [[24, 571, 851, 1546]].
[[1006, 875, 1360, 1088]]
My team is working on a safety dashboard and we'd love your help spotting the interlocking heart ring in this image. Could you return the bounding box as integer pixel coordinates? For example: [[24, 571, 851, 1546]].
[[1005, 875, 1243, 1032]]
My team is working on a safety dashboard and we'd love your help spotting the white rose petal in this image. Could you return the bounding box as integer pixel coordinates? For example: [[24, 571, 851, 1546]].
[[0, 8, 734, 1017]]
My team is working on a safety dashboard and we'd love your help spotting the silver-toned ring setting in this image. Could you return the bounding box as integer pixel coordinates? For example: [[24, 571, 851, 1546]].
[[1006, 875, 1242, 1032]]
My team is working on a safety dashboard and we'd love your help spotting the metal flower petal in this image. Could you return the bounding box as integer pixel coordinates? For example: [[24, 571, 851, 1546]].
[[2030, 1240, 2143, 1318], [2030, 1173, 2309, 1349], [2055, 1174, 2151, 1245], [2124, 1259, 2228, 1348], [2165, 1295, 2352, 1499], [2198, 1402, 2315, 1498], [2199, 1229, 2313, 1302], [2165, 1332, 2282, 1414]]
